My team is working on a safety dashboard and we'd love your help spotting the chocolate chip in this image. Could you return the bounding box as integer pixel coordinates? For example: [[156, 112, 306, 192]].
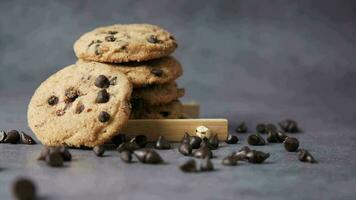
[[120, 150, 132, 163], [64, 88, 79, 103], [111, 134, 126, 146], [232, 146, 251, 161], [247, 134, 266, 146], [108, 30, 118, 34], [56, 109, 65, 116], [181, 132, 190, 144], [180, 159, 197, 173], [47, 95, 58, 106], [117, 142, 140, 153], [279, 119, 299, 133], [159, 111, 170, 117], [225, 134, 238, 144], [109, 77, 117, 85], [147, 35, 160, 43], [93, 145, 105, 157], [75, 103, 85, 114], [41, 146, 71, 162], [200, 158, 214, 172], [246, 150, 270, 164], [130, 135, 148, 148], [12, 177, 37, 200], [235, 122, 247, 133], [38, 146, 50, 161], [98, 111, 110, 122], [283, 137, 299, 152], [4, 130, 20, 144], [208, 134, 219, 150], [266, 131, 279, 143], [189, 136, 202, 149], [256, 123, 267, 134], [222, 155, 238, 166], [134, 149, 163, 164], [0, 130, 7, 143], [95, 75, 110, 88], [59, 146, 72, 161], [151, 68, 163, 77], [45, 151, 64, 167], [105, 35, 116, 42], [178, 143, 192, 156], [194, 146, 213, 159], [298, 149, 316, 163], [95, 89, 110, 103], [20, 132, 36, 145], [155, 136, 171, 149], [276, 130, 288, 142]]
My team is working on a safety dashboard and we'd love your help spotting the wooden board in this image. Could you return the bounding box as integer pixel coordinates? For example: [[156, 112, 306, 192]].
[[182, 102, 200, 118], [122, 119, 228, 142]]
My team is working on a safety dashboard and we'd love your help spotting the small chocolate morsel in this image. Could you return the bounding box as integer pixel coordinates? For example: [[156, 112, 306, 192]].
[[95, 89, 110, 103], [98, 111, 110, 122], [147, 35, 160, 43], [20, 132, 37, 145], [284, 137, 299, 152], [194, 146, 213, 159], [246, 150, 270, 164], [105, 35, 116, 42], [93, 145, 105, 157], [277, 130, 288, 142], [134, 149, 163, 164], [12, 177, 37, 200], [4, 130, 20, 144], [267, 131, 279, 143], [298, 149, 316, 163], [108, 30, 118, 34], [208, 134, 219, 150], [222, 155, 238, 166], [279, 119, 299, 133], [232, 146, 251, 160], [64, 87, 79, 103], [225, 134, 238, 144], [155, 136, 171, 149], [151, 68, 163, 77], [189, 136, 202, 149], [256, 123, 267, 134], [111, 134, 126, 146], [178, 143, 192, 156], [0, 130, 7, 142], [95, 75, 110, 88], [181, 132, 190, 144], [120, 150, 132, 163], [235, 122, 247, 133], [47, 95, 59, 106], [180, 159, 197, 173], [45, 151, 64, 167], [200, 158, 214, 172], [247, 134, 266, 146], [59, 146, 72, 161], [130, 135, 148, 148]]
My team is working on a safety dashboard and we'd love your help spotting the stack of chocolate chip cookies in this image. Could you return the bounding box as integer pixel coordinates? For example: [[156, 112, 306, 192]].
[[74, 24, 185, 119], [28, 24, 184, 147]]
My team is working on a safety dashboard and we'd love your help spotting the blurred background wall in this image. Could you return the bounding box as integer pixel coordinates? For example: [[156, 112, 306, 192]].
[[0, 0, 355, 130]]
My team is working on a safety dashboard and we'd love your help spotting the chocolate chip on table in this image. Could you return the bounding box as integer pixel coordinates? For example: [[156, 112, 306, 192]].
[[181, 132, 190, 144], [47, 95, 59, 106], [134, 149, 163, 164], [117, 142, 140, 153], [208, 134, 219, 150], [256, 123, 267, 134], [189, 136, 202, 149], [45, 151, 64, 167], [180, 159, 197, 173], [151, 68, 163, 77], [246, 150, 270, 164], [266, 131, 280, 143], [276, 130, 287, 142], [200, 158, 214, 172], [283, 137, 299, 152], [178, 143, 192, 156], [38, 146, 71, 162], [247, 134, 266, 146], [0, 130, 7, 143], [120, 150, 132, 163], [298, 149, 316, 163], [222, 155, 238, 166], [225, 134, 238, 144], [147, 35, 160, 43], [4, 130, 20, 144], [130, 135, 148, 148], [232, 146, 251, 161], [93, 145, 105, 157], [111, 134, 126, 146], [20, 132, 37, 145], [98, 111, 110, 123], [95, 89, 110, 103], [64, 87, 79, 103], [105, 35, 116, 42], [12, 177, 37, 200], [235, 122, 247, 133], [194, 146, 213, 159], [95, 75, 110, 88], [59, 146, 72, 161], [279, 119, 299, 133], [155, 136, 171, 149]]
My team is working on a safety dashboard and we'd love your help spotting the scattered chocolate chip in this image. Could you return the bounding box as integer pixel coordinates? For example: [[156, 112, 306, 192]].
[[151, 68, 163, 77], [266, 131, 279, 143], [276, 130, 288, 142], [120, 150, 132, 163], [75, 103, 85, 114], [4, 130, 20, 144], [59, 146, 72, 161], [180, 159, 197, 173], [20, 132, 36, 145], [105, 35, 116, 42], [235, 122, 247, 133], [109, 77, 117, 85], [298, 149, 316, 163], [232, 146, 251, 160], [256, 123, 267, 134], [64, 87, 79, 103], [12, 177, 37, 200], [0, 130, 7, 142], [56, 109, 65, 116], [98, 111, 110, 122], [147, 35, 160, 43], [222, 155, 238, 166], [155, 136, 171, 149], [130, 135, 148, 148], [159, 111, 170, 117], [134, 149, 163, 164], [225, 134, 238, 144], [93, 145, 105, 157], [200, 158, 214, 171], [111, 134, 126, 146], [194, 146, 213, 159], [95, 89, 110, 103], [279, 119, 299, 133], [117, 142, 140, 153], [47, 95, 58, 106], [108, 30, 118, 34], [178, 143, 192, 156], [45, 151, 64, 167], [189, 136, 202, 149], [181, 132, 190, 144], [247, 134, 266, 146], [95, 75, 110, 88], [246, 150, 270, 164], [208, 134, 219, 150], [283, 137, 299, 152]]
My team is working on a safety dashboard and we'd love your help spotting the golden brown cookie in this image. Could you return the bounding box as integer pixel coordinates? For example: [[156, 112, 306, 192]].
[[74, 24, 178, 63], [27, 63, 132, 147], [76, 56, 182, 88], [130, 100, 183, 119]]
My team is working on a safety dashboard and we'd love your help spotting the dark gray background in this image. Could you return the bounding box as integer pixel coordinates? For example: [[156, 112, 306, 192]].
[[0, 0, 356, 200]]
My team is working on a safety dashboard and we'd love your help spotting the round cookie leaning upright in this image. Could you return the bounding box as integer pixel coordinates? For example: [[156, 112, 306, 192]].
[[27, 62, 132, 147], [74, 24, 178, 63]]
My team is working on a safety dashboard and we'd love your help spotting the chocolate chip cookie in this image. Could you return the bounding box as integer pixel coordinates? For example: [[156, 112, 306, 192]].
[[77, 56, 182, 88], [130, 100, 183, 119], [28, 63, 132, 147], [74, 24, 178, 63], [132, 82, 184, 106]]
